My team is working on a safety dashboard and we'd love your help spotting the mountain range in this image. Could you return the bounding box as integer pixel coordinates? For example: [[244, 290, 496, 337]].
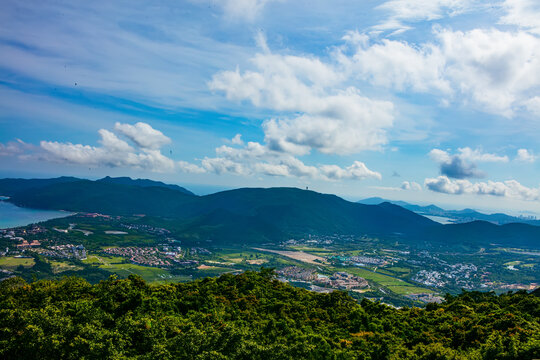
[[1, 177, 539, 248], [358, 197, 539, 226]]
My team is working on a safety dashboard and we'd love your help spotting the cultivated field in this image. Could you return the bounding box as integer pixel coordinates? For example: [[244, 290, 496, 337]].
[[0, 256, 35, 270]]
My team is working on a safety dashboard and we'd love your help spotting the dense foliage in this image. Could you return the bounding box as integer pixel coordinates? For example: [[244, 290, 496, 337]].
[[1, 271, 538, 359]]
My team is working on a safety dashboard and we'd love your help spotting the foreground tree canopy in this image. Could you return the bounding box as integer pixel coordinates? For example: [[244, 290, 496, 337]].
[[0, 270, 538, 359]]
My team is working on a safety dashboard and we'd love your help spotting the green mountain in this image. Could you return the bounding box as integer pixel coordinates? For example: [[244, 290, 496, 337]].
[[358, 197, 539, 225], [0, 176, 80, 196], [423, 220, 540, 248], [97, 176, 194, 195], [0, 176, 194, 197], [6, 180, 437, 242], [3, 177, 540, 248], [8, 179, 195, 216]]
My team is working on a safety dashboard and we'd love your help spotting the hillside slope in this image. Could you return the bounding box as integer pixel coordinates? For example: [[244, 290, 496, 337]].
[[97, 176, 194, 195], [0, 272, 538, 359], [5, 178, 540, 248]]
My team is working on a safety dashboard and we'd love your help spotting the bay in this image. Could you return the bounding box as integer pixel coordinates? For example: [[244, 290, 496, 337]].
[[0, 200, 72, 229]]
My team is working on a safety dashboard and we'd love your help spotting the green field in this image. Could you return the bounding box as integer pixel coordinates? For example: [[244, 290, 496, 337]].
[[385, 285, 435, 295], [49, 260, 83, 274], [0, 256, 35, 270], [99, 262, 181, 282], [386, 266, 411, 274], [82, 254, 126, 265], [332, 266, 433, 295]]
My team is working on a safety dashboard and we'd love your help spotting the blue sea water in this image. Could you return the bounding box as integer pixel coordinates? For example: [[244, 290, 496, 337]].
[[0, 199, 72, 229]]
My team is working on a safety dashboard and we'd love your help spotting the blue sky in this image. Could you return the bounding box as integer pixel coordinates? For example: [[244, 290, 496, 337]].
[[2, 0, 540, 215]]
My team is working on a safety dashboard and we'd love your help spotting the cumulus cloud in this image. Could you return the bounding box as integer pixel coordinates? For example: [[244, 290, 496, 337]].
[[36, 121, 381, 181], [341, 27, 540, 117], [457, 147, 509, 163], [374, 0, 474, 34], [401, 181, 422, 191], [114, 122, 171, 150], [516, 148, 536, 162], [429, 147, 507, 179], [0, 139, 29, 157], [200, 142, 381, 181], [319, 161, 382, 181], [425, 175, 540, 201], [231, 134, 244, 145], [500, 0, 540, 34], [524, 96, 540, 115], [39, 122, 178, 173], [210, 47, 394, 156]]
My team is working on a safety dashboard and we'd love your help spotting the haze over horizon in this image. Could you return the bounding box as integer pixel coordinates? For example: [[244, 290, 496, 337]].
[[2, 0, 540, 216]]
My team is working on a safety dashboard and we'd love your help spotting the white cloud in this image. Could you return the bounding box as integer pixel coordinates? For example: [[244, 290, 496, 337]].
[[425, 175, 540, 201], [516, 148, 536, 162], [342, 28, 540, 117], [219, 0, 280, 21], [319, 161, 382, 181], [344, 34, 450, 93], [231, 134, 244, 145], [524, 96, 540, 115], [40, 122, 176, 172], [201, 157, 248, 175], [114, 122, 171, 150], [401, 181, 422, 191], [177, 160, 206, 174], [210, 48, 394, 155], [0, 139, 29, 157], [200, 142, 381, 181], [32, 120, 382, 181], [457, 147, 509, 163], [374, 0, 475, 33], [500, 0, 540, 34]]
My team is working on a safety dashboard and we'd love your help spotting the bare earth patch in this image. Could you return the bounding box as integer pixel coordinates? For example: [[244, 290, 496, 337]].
[[252, 248, 327, 265], [246, 259, 268, 265], [197, 264, 214, 270]]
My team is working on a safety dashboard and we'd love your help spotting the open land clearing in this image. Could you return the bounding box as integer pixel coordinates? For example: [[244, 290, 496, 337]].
[[332, 266, 433, 295], [0, 256, 35, 269], [253, 248, 327, 265], [49, 260, 83, 273], [246, 259, 268, 265]]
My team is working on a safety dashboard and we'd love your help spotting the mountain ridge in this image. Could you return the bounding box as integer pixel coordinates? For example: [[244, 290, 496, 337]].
[[2, 177, 539, 248], [358, 197, 539, 226]]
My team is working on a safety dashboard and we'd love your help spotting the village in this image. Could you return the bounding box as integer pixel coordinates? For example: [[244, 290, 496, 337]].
[[277, 266, 369, 291], [104, 246, 174, 267]]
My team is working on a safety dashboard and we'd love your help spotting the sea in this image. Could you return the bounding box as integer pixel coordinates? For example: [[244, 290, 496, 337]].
[[0, 197, 72, 229]]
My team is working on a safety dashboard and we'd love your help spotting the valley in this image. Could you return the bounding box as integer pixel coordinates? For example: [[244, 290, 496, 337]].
[[1, 209, 538, 307]]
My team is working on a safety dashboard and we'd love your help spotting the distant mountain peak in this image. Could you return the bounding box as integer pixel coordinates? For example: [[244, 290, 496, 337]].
[[97, 176, 194, 195]]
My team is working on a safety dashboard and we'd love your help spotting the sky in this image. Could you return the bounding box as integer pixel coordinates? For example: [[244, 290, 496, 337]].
[[1, 0, 540, 215]]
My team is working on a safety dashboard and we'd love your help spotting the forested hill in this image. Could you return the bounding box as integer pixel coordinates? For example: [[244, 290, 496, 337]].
[[2, 177, 540, 248], [0, 176, 194, 197], [4, 178, 438, 240], [0, 271, 538, 359], [97, 176, 194, 195]]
